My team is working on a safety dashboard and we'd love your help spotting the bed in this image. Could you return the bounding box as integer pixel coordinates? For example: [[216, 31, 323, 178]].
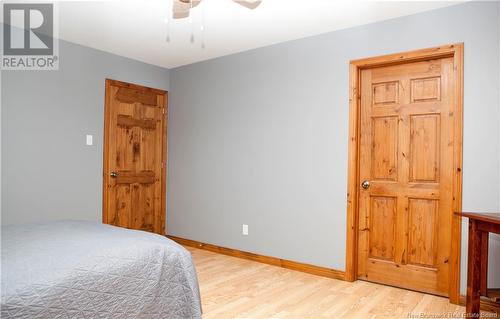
[[1, 221, 202, 319]]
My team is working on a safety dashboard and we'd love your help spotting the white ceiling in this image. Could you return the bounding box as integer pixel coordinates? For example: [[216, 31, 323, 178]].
[[53, 1, 462, 68]]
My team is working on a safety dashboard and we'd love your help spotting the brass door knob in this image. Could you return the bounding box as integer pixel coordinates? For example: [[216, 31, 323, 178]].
[[110, 172, 118, 178], [361, 180, 370, 189]]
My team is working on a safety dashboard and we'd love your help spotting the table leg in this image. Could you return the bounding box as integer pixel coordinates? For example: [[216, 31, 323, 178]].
[[480, 232, 488, 296], [466, 219, 482, 316]]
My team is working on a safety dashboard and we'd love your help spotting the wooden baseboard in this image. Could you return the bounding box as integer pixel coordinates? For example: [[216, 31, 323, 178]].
[[167, 235, 345, 281], [459, 295, 500, 314]]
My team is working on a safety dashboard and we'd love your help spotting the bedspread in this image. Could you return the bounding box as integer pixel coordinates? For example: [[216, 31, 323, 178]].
[[1, 221, 201, 319]]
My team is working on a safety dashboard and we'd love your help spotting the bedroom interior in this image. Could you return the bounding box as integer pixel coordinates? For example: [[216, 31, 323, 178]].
[[1, 0, 500, 318]]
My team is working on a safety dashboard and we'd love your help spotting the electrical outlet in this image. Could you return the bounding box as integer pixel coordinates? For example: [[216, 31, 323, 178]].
[[242, 224, 249, 235], [86, 134, 93, 146]]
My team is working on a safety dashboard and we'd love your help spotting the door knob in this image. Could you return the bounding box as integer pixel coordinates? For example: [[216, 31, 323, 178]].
[[110, 172, 118, 178], [361, 180, 370, 189]]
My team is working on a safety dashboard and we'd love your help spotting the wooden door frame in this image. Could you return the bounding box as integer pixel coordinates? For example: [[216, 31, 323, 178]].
[[102, 79, 168, 234], [344, 44, 464, 303]]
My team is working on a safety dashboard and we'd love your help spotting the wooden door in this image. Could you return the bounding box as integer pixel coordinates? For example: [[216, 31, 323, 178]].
[[103, 79, 167, 234], [357, 57, 455, 296]]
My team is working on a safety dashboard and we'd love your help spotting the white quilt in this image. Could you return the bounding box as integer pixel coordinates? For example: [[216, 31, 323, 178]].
[[1, 221, 202, 319]]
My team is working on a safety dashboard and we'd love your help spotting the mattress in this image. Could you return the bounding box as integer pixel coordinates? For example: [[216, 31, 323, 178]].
[[1, 221, 202, 319]]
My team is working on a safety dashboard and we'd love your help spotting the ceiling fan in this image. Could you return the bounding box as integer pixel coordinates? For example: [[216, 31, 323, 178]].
[[173, 0, 262, 19]]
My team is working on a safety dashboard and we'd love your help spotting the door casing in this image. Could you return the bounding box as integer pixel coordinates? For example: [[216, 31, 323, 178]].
[[102, 78, 168, 234], [344, 44, 463, 303]]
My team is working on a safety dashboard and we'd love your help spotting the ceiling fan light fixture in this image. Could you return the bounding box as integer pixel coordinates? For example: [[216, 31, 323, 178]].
[[168, 0, 262, 47], [172, 0, 262, 20], [172, 0, 190, 19]]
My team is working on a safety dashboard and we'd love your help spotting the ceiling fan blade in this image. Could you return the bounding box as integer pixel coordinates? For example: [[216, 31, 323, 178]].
[[173, 0, 203, 19], [187, 0, 202, 9], [233, 0, 262, 10]]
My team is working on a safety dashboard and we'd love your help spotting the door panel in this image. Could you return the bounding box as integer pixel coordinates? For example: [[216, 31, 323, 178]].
[[409, 114, 440, 182], [371, 117, 398, 181], [373, 81, 399, 105], [114, 184, 132, 227], [410, 77, 441, 102], [369, 196, 397, 261], [407, 198, 438, 267], [103, 79, 167, 235], [357, 58, 454, 296]]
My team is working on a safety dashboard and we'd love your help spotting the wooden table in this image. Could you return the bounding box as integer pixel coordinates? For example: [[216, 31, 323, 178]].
[[456, 212, 500, 316]]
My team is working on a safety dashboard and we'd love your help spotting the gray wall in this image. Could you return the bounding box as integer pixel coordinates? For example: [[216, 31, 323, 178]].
[[1, 36, 170, 224], [168, 1, 500, 293]]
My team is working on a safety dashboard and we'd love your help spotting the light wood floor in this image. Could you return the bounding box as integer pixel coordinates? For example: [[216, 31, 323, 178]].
[[187, 246, 468, 319]]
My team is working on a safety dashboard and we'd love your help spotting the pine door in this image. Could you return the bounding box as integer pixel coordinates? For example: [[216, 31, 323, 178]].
[[357, 57, 455, 296], [103, 79, 167, 234]]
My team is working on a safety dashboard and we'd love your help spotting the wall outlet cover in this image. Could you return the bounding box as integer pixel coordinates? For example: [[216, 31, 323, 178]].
[[86, 134, 93, 146]]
